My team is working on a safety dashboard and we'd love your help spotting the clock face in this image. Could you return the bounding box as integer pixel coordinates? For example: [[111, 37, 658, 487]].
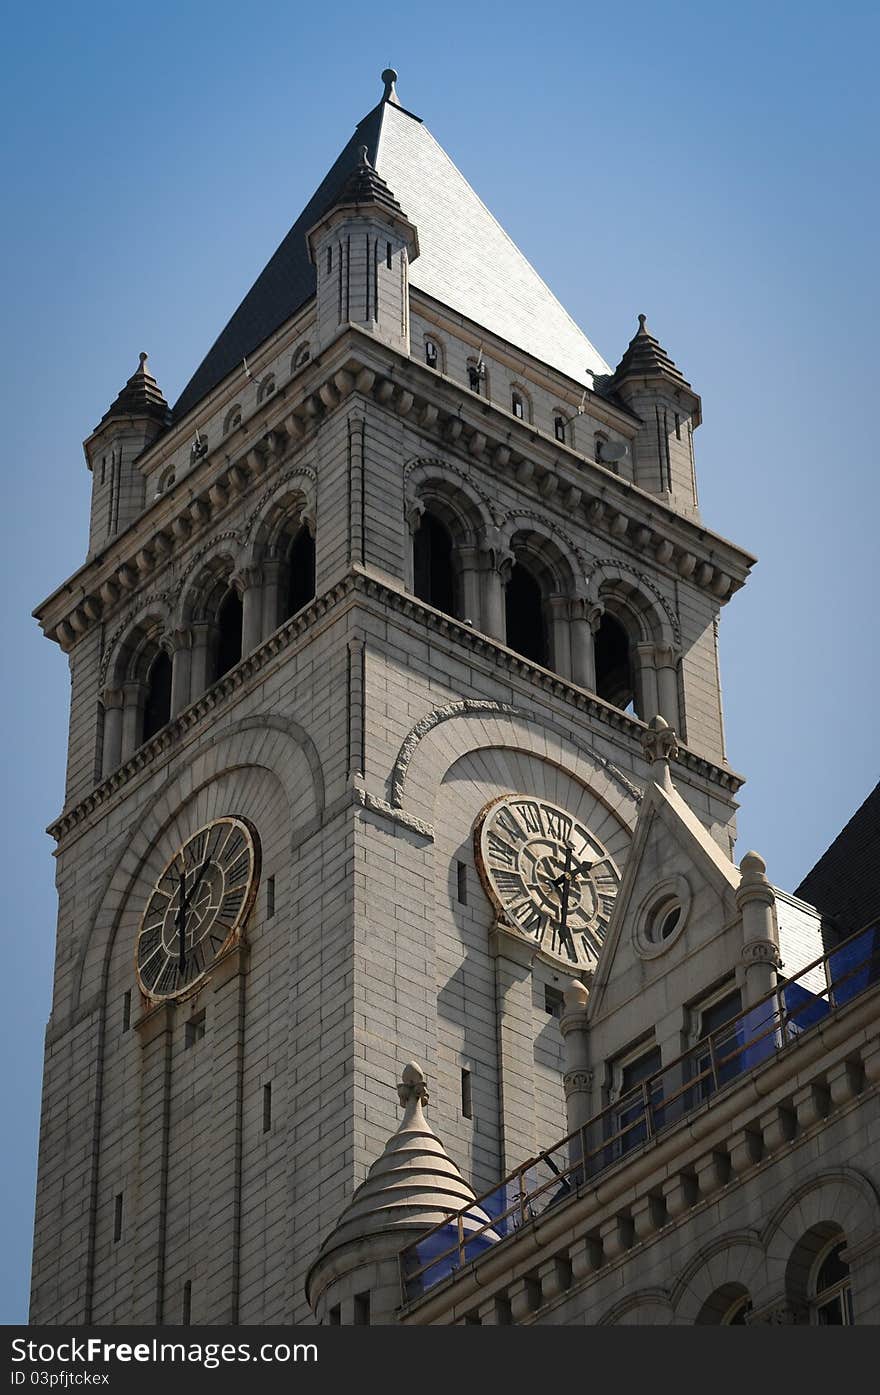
[[474, 795, 621, 969], [135, 816, 260, 1001]]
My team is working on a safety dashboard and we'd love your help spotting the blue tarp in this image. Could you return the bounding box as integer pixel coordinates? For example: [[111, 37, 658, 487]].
[[783, 980, 830, 1036], [830, 927, 879, 1007]]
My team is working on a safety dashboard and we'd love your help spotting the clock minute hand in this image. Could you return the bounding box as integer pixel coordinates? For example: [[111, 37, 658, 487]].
[[176, 861, 188, 973]]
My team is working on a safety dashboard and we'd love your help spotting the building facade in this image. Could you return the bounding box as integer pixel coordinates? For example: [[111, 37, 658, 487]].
[[30, 71, 879, 1327]]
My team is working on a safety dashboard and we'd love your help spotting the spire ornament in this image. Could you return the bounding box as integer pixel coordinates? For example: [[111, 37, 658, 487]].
[[381, 68, 400, 104]]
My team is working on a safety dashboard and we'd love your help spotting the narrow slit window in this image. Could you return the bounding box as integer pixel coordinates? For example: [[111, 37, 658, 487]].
[[262, 1083, 272, 1134], [461, 1068, 473, 1119], [266, 875, 275, 919], [544, 985, 565, 1018], [122, 990, 131, 1034], [386, 240, 392, 269], [182, 1281, 192, 1326], [456, 860, 468, 906], [353, 1291, 371, 1326], [554, 416, 566, 442], [326, 246, 332, 275], [185, 1012, 206, 1049], [674, 412, 681, 440], [113, 1193, 123, 1243]]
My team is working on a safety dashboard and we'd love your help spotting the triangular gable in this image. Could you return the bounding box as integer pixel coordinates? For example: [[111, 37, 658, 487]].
[[589, 774, 741, 1023], [173, 93, 609, 423]]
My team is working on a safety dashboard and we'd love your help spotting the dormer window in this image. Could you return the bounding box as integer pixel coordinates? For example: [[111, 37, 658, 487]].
[[554, 416, 566, 443], [425, 339, 438, 370], [511, 391, 524, 419]]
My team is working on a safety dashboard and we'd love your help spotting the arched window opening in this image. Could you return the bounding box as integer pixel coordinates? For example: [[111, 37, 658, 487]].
[[505, 563, 546, 666], [214, 589, 243, 682], [511, 390, 524, 419], [292, 343, 311, 372], [413, 512, 459, 618], [811, 1241, 853, 1325], [467, 358, 485, 395], [554, 416, 567, 443], [594, 613, 634, 711], [142, 650, 172, 742], [425, 339, 438, 369], [696, 1284, 752, 1325], [285, 528, 316, 620]]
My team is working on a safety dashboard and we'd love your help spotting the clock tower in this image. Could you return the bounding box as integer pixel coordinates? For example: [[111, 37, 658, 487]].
[[30, 71, 754, 1325]]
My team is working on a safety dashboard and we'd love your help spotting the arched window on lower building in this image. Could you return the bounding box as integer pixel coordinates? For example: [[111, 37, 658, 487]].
[[413, 511, 460, 618], [696, 1284, 752, 1325], [505, 562, 547, 666], [142, 650, 172, 742], [213, 588, 243, 682], [285, 528, 316, 621], [810, 1240, 853, 1325], [594, 612, 635, 711]]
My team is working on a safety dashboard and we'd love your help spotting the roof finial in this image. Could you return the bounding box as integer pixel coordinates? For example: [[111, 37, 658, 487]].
[[357, 144, 372, 169], [637, 313, 648, 333], [642, 714, 679, 788], [381, 67, 399, 104], [137, 351, 149, 370], [397, 1061, 429, 1115]]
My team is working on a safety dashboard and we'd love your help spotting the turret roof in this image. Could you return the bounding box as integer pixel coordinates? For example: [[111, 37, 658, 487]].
[[610, 313, 693, 392], [98, 352, 170, 430]]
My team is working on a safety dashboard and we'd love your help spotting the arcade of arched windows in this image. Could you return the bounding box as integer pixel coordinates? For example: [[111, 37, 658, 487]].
[[100, 501, 316, 775], [408, 494, 681, 730]]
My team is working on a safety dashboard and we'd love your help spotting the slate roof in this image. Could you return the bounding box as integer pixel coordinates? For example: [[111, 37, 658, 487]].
[[794, 781, 880, 936], [172, 80, 609, 422]]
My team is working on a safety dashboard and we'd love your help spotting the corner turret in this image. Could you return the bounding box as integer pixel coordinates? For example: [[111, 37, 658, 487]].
[[83, 352, 170, 554], [610, 315, 701, 518], [307, 140, 419, 357]]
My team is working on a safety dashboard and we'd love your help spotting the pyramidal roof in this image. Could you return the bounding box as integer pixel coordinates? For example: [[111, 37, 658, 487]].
[[172, 72, 609, 421], [100, 352, 170, 430]]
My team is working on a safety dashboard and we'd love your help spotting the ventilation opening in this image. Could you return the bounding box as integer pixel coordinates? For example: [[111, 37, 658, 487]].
[[182, 1281, 192, 1326], [266, 875, 276, 919], [142, 650, 172, 742], [286, 529, 316, 620], [122, 990, 132, 1034], [214, 589, 243, 681], [113, 1193, 123, 1244], [262, 1083, 272, 1134], [505, 563, 546, 665], [413, 512, 458, 617], [594, 613, 634, 710]]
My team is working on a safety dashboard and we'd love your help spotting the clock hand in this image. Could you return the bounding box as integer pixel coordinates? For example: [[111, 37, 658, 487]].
[[176, 861, 188, 973], [187, 851, 212, 913]]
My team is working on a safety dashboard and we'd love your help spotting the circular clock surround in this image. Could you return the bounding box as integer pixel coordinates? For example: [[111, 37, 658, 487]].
[[135, 815, 261, 1001], [474, 794, 622, 969]]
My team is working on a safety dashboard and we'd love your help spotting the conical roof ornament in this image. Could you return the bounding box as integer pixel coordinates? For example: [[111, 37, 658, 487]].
[[381, 67, 400, 105], [98, 351, 170, 429], [311, 1062, 499, 1260], [611, 312, 693, 391]]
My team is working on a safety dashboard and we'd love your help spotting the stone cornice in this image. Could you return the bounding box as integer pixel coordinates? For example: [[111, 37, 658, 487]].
[[35, 332, 754, 653], [46, 569, 744, 847]]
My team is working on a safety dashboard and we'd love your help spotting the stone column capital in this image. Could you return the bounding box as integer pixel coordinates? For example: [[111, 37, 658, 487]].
[[102, 686, 124, 710], [653, 642, 679, 668], [405, 499, 425, 535]]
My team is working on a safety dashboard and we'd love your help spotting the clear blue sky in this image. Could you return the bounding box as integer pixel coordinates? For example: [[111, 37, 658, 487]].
[[2, 0, 877, 1323]]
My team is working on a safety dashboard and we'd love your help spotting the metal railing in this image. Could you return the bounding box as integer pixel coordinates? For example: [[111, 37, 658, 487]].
[[400, 922, 880, 1304]]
